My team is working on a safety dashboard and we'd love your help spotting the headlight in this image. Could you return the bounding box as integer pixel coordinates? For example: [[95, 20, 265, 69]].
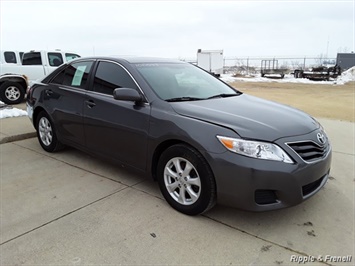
[[217, 136, 293, 163]]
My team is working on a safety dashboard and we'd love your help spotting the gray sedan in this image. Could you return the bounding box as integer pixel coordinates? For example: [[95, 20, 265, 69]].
[[27, 57, 331, 215]]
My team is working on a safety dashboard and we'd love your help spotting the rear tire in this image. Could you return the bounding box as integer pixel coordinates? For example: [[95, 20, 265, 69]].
[[0, 81, 25, 104], [157, 144, 216, 215], [36, 111, 64, 152]]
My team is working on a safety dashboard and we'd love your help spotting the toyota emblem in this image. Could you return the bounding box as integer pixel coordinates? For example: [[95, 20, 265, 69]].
[[317, 132, 326, 145]]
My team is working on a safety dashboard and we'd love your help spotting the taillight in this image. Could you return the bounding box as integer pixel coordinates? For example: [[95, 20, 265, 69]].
[[26, 85, 35, 99]]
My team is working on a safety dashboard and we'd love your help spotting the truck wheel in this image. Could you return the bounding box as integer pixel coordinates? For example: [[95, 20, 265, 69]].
[[295, 71, 303, 79], [294, 70, 299, 78], [0, 81, 25, 104]]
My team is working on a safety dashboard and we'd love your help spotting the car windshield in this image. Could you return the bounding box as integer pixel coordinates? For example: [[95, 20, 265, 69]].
[[135, 63, 240, 101]]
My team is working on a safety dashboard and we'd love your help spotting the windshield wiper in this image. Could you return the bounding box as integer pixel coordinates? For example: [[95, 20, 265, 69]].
[[166, 93, 241, 102], [207, 93, 240, 99], [166, 97, 205, 102]]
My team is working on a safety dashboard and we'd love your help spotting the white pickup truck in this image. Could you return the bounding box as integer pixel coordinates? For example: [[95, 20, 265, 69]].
[[0, 50, 80, 104]]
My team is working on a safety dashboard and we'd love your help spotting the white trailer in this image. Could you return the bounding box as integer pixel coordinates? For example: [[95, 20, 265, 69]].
[[197, 49, 224, 76]]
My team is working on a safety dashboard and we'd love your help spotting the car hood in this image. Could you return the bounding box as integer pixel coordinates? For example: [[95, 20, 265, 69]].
[[171, 94, 319, 142]]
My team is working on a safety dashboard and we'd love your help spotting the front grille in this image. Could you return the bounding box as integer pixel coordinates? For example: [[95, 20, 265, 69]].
[[302, 176, 324, 196], [255, 190, 278, 205], [287, 141, 329, 162]]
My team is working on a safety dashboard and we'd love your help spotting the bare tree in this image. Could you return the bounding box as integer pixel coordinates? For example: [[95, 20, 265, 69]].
[[291, 60, 303, 70], [315, 53, 325, 66], [234, 59, 245, 67], [280, 60, 289, 69], [337, 46, 349, 53]]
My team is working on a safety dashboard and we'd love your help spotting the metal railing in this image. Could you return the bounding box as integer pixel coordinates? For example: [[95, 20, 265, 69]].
[[223, 56, 336, 74], [180, 56, 337, 74]]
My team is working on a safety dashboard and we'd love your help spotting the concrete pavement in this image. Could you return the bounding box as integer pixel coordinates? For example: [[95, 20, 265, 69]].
[[0, 102, 35, 144], [0, 112, 354, 265], [0, 115, 36, 144]]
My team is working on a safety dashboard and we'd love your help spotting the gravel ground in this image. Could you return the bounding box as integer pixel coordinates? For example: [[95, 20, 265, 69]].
[[229, 81, 355, 122]]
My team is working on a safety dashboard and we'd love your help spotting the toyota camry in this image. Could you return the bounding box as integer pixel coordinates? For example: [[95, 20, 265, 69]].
[[27, 57, 332, 215]]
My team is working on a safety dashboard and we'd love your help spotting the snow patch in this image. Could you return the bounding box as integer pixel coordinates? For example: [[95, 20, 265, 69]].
[[336, 66, 355, 85], [0, 101, 28, 119]]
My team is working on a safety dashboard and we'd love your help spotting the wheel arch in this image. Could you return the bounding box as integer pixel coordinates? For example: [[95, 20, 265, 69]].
[[151, 139, 203, 181], [154, 140, 217, 215], [0, 75, 28, 91], [33, 106, 46, 130]]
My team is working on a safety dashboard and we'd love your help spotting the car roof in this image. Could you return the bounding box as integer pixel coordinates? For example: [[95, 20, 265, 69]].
[[24, 50, 79, 54], [74, 56, 185, 64]]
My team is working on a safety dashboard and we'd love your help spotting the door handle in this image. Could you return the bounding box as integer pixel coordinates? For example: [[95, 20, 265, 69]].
[[85, 100, 96, 108], [45, 89, 53, 96]]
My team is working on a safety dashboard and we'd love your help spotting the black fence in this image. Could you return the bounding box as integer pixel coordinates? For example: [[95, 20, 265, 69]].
[[181, 56, 337, 75], [223, 56, 337, 74]]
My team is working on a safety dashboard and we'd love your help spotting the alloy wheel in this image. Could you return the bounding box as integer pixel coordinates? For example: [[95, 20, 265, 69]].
[[163, 157, 201, 205], [4, 86, 21, 101], [38, 117, 53, 146]]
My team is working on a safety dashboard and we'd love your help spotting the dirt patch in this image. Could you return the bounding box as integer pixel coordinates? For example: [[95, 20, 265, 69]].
[[228, 81, 355, 122]]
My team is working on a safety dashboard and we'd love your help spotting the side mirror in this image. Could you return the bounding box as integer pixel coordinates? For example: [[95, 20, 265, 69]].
[[113, 88, 143, 102]]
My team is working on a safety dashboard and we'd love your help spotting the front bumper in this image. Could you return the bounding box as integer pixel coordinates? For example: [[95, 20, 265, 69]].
[[206, 132, 332, 211]]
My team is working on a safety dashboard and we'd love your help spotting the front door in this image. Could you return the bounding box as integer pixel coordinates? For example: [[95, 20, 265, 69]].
[[83, 61, 150, 171]]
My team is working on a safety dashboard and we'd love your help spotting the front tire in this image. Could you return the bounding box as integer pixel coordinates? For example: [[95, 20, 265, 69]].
[[36, 111, 63, 152], [0, 81, 25, 104], [157, 144, 216, 215]]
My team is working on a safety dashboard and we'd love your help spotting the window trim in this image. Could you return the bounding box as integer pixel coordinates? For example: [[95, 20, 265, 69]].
[[92, 59, 149, 103], [49, 59, 95, 91]]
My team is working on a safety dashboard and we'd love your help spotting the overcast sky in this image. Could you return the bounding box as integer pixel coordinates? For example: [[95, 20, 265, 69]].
[[1, 0, 354, 59]]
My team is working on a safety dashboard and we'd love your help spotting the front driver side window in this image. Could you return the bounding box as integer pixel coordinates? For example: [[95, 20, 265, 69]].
[[93, 61, 138, 95]]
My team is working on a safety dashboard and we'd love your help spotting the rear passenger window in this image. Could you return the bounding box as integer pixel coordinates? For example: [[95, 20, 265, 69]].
[[92, 61, 138, 95], [4, 52, 17, 63], [48, 53, 63, 66], [22, 52, 42, 65], [51, 69, 65, 84], [52, 61, 93, 89]]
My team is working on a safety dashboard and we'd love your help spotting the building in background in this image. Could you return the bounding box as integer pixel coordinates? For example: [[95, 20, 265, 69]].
[[336, 53, 355, 70]]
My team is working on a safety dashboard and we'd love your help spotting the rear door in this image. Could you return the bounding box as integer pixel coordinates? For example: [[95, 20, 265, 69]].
[[83, 60, 150, 170], [45, 60, 94, 147]]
